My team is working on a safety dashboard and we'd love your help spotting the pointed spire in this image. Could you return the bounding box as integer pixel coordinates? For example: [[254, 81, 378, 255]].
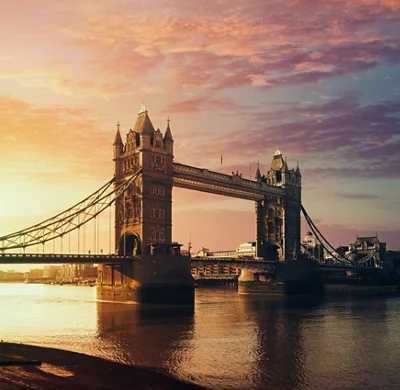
[[295, 160, 301, 177], [139, 101, 147, 114], [269, 149, 285, 171], [113, 121, 123, 146], [255, 161, 262, 181], [164, 116, 174, 142], [134, 107, 155, 135], [284, 157, 289, 172]]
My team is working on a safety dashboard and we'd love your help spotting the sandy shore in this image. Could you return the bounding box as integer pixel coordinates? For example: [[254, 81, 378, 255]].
[[0, 342, 207, 389]]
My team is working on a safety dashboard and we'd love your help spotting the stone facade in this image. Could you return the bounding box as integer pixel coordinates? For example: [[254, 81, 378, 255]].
[[255, 150, 302, 261], [113, 107, 174, 256]]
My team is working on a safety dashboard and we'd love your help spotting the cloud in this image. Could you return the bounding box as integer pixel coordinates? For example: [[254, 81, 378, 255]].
[[163, 96, 249, 114], [11, 0, 393, 97], [334, 193, 380, 200], [171, 92, 400, 180], [0, 96, 111, 183]]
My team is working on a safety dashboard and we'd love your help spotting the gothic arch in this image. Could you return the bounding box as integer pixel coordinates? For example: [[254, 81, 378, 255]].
[[118, 232, 141, 256], [264, 242, 282, 261]]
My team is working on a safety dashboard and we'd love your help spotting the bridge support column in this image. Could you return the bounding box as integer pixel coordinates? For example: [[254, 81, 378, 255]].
[[97, 253, 194, 305], [255, 200, 266, 258]]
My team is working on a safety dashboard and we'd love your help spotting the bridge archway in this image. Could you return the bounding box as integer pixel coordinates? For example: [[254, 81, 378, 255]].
[[264, 243, 282, 261], [118, 233, 141, 256]]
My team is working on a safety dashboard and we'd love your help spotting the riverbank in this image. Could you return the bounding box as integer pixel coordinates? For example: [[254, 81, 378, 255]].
[[0, 342, 206, 390]]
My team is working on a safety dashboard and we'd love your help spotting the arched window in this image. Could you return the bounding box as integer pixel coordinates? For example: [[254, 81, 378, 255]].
[[268, 208, 275, 218]]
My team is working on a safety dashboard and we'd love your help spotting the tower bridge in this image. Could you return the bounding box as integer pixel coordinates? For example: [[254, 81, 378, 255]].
[[0, 107, 385, 303], [112, 108, 301, 262]]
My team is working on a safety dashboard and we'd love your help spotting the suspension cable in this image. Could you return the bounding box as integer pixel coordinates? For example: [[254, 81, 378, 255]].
[[301, 205, 380, 267], [0, 171, 141, 251]]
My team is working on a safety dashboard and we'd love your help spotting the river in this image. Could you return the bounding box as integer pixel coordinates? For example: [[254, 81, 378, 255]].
[[0, 283, 400, 389]]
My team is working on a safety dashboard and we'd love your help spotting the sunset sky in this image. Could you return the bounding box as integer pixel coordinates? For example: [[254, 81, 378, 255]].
[[1, 0, 400, 264]]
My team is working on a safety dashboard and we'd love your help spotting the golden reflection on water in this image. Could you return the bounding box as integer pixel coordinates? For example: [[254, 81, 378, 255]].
[[1, 284, 400, 390]]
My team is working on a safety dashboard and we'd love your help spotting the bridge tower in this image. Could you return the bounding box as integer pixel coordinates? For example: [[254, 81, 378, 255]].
[[113, 106, 174, 256], [101, 106, 193, 304], [255, 150, 301, 261]]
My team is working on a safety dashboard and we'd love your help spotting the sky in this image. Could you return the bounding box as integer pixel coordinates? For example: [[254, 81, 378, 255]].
[[0, 0, 400, 267]]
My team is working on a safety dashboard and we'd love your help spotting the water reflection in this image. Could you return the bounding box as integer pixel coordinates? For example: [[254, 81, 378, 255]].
[[237, 290, 324, 390], [303, 295, 394, 390], [95, 301, 195, 373], [2, 284, 400, 390]]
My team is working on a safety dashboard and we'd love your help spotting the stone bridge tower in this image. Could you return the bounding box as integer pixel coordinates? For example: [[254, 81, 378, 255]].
[[113, 106, 174, 256], [255, 150, 302, 261]]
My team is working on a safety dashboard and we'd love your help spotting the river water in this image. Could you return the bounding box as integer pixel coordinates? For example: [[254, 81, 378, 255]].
[[1, 283, 400, 389]]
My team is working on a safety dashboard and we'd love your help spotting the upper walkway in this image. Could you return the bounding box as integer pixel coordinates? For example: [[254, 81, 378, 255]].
[[173, 163, 284, 201]]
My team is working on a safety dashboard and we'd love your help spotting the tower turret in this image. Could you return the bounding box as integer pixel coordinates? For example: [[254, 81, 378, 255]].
[[113, 122, 123, 157], [113, 122, 124, 179], [134, 105, 155, 150], [282, 157, 290, 184], [295, 161, 301, 183], [255, 163, 262, 182], [163, 117, 174, 154]]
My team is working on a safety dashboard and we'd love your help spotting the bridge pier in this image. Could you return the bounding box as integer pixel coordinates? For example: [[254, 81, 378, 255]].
[[235, 258, 324, 294], [97, 254, 194, 305]]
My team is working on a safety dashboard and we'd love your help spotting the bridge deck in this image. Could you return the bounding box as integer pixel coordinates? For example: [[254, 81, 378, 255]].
[[0, 253, 132, 265]]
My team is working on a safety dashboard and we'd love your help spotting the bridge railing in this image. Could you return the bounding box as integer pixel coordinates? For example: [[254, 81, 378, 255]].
[[0, 253, 132, 259]]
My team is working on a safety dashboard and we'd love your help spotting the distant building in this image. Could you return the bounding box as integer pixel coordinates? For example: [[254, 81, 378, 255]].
[[28, 268, 43, 279], [4, 270, 24, 282], [322, 235, 386, 267], [236, 242, 256, 257], [43, 265, 60, 279], [59, 264, 78, 280], [76, 264, 98, 279], [194, 242, 256, 258], [348, 236, 386, 263], [301, 231, 324, 261]]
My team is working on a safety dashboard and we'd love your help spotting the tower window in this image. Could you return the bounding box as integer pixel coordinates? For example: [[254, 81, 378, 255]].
[[155, 139, 161, 148]]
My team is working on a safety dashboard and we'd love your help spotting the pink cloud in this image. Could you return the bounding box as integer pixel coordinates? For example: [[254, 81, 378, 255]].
[[0, 96, 110, 182], [19, 0, 395, 97]]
